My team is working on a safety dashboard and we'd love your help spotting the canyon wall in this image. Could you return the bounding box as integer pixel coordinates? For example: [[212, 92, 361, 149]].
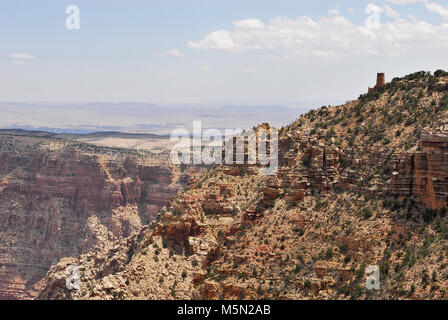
[[37, 124, 448, 300], [390, 131, 448, 209], [275, 129, 448, 210], [0, 146, 188, 299]]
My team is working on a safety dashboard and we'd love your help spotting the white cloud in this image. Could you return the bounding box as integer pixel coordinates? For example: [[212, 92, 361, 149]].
[[9, 52, 35, 65], [157, 48, 184, 57], [189, 30, 236, 51], [233, 18, 264, 29], [426, 2, 448, 19], [328, 9, 339, 16], [241, 67, 257, 74], [9, 52, 35, 60], [188, 12, 448, 60], [384, 5, 401, 18], [385, 0, 427, 4], [199, 65, 215, 72], [407, 13, 419, 22]]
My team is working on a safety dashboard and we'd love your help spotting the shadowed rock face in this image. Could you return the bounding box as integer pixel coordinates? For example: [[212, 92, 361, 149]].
[[0, 143, 189, 299]]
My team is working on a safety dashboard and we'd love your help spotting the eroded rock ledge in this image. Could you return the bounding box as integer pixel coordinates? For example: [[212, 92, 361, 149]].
[[0, 143, 191, 299], [37, 119, 448, 300]]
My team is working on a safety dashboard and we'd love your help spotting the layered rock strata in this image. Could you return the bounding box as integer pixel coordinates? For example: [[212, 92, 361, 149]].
[[0, 144, 189, 299]]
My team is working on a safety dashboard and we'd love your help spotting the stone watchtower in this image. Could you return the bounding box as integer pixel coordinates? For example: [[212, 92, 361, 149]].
[[368, 73, 386, 93]]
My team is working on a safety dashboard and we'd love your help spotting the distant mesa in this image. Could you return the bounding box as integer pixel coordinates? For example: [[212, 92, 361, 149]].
[[368, 72, 385, 93]]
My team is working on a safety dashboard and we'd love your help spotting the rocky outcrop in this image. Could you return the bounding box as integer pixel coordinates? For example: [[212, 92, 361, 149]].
[[390, 149, 448, 209], [36, 72, 448, 301], [389, 113, 448, 208], [0, 144, 190, 299], [37, 127, 448, 300], [277, 121, 448, 210]]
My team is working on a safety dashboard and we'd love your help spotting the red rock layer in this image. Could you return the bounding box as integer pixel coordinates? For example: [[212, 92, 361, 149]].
[[0, 148, 188, 299]]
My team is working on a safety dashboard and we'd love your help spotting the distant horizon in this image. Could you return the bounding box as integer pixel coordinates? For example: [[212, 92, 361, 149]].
[[0, 99, 345, 109], [0, 101, 319, 135]]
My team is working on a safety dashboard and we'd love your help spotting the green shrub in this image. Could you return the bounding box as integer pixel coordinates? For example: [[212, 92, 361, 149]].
[[325, 247, 334, 259], [360, 208, 373, 219]]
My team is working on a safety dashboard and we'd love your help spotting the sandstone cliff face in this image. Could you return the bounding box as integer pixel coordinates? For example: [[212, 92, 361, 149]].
[[37, 164, 259, 300], [279, 121, 448, 211], [390, 113, 448, 209], [39, 123, 448, 299], [0, 137, 189, 299], [37, 73, 448, 300]]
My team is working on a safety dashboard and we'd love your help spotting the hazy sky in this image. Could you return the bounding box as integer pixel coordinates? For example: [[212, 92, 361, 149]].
[[1, 0, 448, 105]]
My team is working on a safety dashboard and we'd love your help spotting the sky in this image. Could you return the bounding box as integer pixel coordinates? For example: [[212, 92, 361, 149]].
[[1, 0, 448, 106]]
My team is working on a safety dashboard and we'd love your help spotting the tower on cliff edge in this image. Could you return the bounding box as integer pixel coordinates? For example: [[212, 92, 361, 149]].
[[368, 73, 385, 93]]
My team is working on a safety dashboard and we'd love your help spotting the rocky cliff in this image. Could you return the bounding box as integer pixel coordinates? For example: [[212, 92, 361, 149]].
[[39, 71, 448, 300], [0, 134, 191, 299]]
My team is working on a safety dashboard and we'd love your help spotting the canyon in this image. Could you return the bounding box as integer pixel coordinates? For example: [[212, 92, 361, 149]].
[[38, 71, 448, 300], [2, 71, 448, 300], [0, 133, 193, 299]]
